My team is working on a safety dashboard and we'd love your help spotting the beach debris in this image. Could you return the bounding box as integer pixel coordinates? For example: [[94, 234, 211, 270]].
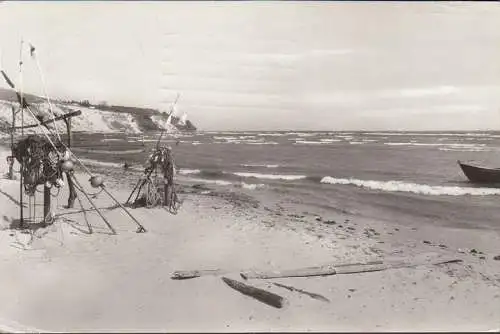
[[272, 282, 330, 303], [240, 257, 462, 280], [171, 269, 228, 280], [240, 260, 384, 280], [423, 240, 432, 245], [494, 255, 500, 261], [221, 277, 285, 309], [323, 219, 335, 225]]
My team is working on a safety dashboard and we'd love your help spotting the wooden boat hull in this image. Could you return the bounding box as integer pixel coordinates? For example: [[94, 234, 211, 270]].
[[458, 160, 500, 183]]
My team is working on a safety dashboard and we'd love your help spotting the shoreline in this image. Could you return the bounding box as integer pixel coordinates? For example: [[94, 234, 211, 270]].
[[0, 145, 499, 331]]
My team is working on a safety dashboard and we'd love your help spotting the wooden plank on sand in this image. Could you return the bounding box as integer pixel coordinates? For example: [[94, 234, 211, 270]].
[[171, 269, 228, 280], [221, 277, 285, 309], [240, 258, 461, 280], [240, 260, 384, 280]]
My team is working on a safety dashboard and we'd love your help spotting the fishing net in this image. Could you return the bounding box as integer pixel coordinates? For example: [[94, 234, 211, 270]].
[[128, 145, 181, 213], [12, 134, 64, 196]]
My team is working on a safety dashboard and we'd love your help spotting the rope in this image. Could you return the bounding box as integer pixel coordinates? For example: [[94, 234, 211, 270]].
[[31, 48, 63, 143]]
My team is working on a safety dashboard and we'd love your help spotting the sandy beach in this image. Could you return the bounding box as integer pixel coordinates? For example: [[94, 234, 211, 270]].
[[0, 145, 498, 333]]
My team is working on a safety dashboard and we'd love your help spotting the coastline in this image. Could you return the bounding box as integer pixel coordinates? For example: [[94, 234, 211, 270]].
[[0, 145, 499, 332]]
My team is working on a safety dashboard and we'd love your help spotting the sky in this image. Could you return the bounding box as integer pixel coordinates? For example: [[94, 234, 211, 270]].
[[1, 1, 500, 131]]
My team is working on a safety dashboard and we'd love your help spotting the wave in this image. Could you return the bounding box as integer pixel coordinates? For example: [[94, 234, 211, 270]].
[[178, 168, 201, 175], [369, 132, 499, 138], [242, 163, 279, 168], [188, 177, 233, 186], [319, 139, 342, 143], [384, 142, 487, 149], [320, 176, 500, 196], [257, 133, 285, 137], [237, 182, 267, 190], [76, 158, 127, 169], [294, 140, 332, 145], [72, 148, 147, 155], [439, 147, 494, 152], [234, 172, 307, 180]]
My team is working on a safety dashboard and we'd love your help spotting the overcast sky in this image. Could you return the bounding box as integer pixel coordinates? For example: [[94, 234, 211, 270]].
[[1, 1, 500, 131]]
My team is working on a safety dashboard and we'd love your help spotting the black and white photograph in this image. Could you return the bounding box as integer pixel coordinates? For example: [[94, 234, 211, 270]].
[[0, 1, 499, 332]]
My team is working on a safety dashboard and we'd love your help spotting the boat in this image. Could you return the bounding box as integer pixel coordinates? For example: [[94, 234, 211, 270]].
[[457, 160, 500, 183]]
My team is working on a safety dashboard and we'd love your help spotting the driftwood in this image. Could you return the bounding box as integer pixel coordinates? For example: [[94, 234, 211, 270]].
[[171, 269, 228, 280], [221, 277, 285, 309], [172, 257, 462, 282], [272, 282, 330, 303], [240, 260, 384, 280]]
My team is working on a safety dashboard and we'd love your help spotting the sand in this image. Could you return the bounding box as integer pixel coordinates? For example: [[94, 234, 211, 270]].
[[0, 145, 499, 332]]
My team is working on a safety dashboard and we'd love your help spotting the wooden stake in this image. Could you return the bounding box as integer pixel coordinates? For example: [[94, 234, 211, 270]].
[[43, 185, 51, 224], [8, 106, 15, 180]]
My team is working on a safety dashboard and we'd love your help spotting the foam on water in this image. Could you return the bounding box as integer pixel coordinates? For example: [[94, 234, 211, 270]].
[[187, 177, 233, 186], [320, 176, 500, 196], [237, 182, 267, 190], [178, 169, 201, 175], [384, 142, 487, 149], [242, 164, 279, 168], [294, 140, 331, 145], [319, 138, 342, 142], [72, 148, 146, 155], [234, 172, 307, 180], [77, 158, 125, 169]]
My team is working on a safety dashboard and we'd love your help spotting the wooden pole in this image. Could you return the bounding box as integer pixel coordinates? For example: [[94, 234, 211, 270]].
[[64, 118, 76, 208], [43, 185, 51, 224], [8, 106, 15, 180], [12, 110, 81, 130], [19, 159, 24, 227]]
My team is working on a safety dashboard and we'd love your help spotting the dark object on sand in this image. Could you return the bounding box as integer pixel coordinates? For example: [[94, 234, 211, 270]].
[[123, 162, 130, 170], [272, 282, 330, 303], [221, 277, 285, 309], [458, 160, 500, 183], [171, 269, 227, 280], [493, 255, 500, 261]]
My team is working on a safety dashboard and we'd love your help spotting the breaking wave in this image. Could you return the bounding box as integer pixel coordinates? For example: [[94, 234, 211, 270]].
[[242, 163, 279, 168], [178, 168, 201, 175], [234, 172, 307, 181], [72, 148, 146, 155], [320, 176, 500, 196]]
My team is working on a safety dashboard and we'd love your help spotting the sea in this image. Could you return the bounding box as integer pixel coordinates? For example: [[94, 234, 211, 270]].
[[47, 131, 500, 231]]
